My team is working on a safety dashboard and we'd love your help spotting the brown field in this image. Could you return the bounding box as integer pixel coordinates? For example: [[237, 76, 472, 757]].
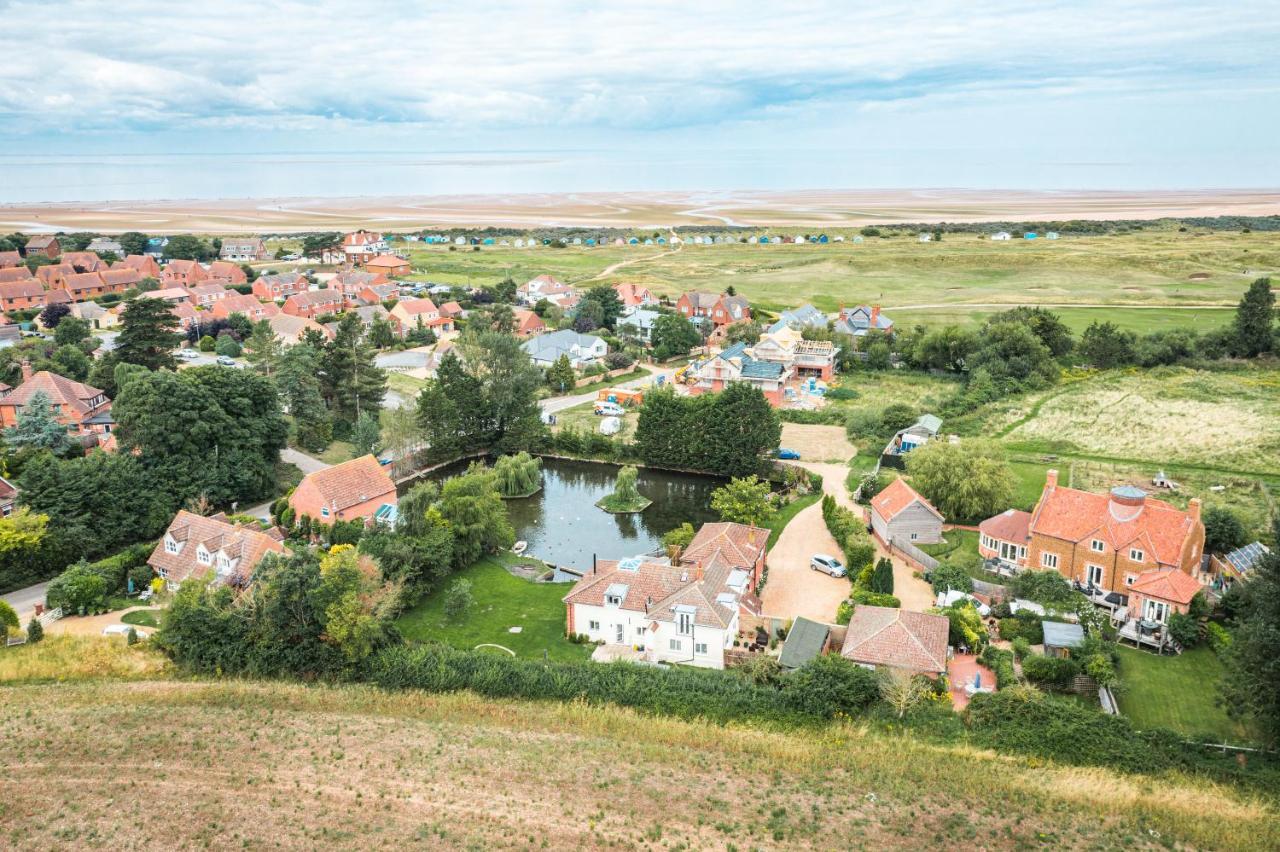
[[2, 677, 1277, 850], [780, 423, 856, 462], [3, 187, 1278, 233]]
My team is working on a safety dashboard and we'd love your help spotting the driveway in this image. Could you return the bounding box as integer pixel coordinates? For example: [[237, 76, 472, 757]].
[[44, 606, 159, 637], [760, 499, 850, 622], [539, 366, 675, 416], [2, 581, 50, 622], [242, 447, 332, 520]]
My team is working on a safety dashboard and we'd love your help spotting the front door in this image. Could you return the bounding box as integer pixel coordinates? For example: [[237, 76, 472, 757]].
[[615, 624, 625, 644]]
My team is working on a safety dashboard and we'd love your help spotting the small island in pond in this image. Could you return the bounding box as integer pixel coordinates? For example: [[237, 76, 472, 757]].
[[595, 465, 652, 514]]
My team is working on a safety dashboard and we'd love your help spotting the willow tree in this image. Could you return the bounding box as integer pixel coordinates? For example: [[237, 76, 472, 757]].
[[597, 464, 651, 513], [493, 451, 542, 498]]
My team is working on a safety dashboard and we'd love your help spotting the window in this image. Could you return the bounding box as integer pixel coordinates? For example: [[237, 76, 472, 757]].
[[669, 639, 682, 651], [909, 532, 919, 541], [588, 620, 600, 631], [1091, 539, 1104, 553], [1129, 548, 1144, 563], [615, 624, 624, 644], [605, 594, 622, 606], [636, 627, 646, 637], [164, 538, 179, 554], [196, 548, 210, 566], [695, 642, 708, 655], [1086, 564, 1104, 587], [321, 507, 330, 518], [677, 610, 694, 635], [1144, 600, 1170, 624], [1125, 574, 1136, 586], [1041, 552, 1058, 569]]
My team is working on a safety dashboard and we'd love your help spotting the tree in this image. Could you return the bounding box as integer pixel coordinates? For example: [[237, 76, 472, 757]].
[[367, 315, 396, 350], [1222, 520, 1280, 743], [879, 668, 932, 718], [47, 560, 108, 614], [350, 411, 381, 457], [0, 599, 18, 634], [871, 557, 895, 595], [115, 296, 179, 371], [989, 307, 1074, 357], [25, 615, 43, 643], [320, 313, 386, 425], [613, 465, 640, 504], [215, 332, 242, 358], [649, 312, 700, 360], [581, 285, 624, 330], [1232, 277, 1275, 357], [493, 452, 542, 497], [459, 329, 545, 453], [301, 232, 342, 257], [710, 475, 777, 527], [701, 383, 782, 477], [199, 335, 216, 352], [436, 463, 514, 567], [966, 321, 1058, 391], [443, 578, 474, 620], [723, 321, 762, 346], [118, 232, 148, 256], [52, 344, 91, 381], [243, 320, 283, 376], [663, 522, 696, 553], [52, 316, 90, 348], [163, 234, 212, 261], [38, 302, 70, 329], [905, 441, 1013, 522], [4, 390, 76, 454], [1203, 506, 1248, 555], [911, 325, 978, 372], [1080, 321, 1136, 369], [546, 354, 576, 393]]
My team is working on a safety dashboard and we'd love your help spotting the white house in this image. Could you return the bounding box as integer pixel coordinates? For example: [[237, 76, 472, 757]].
[[517, 274, 578, 308], [616, 307, 661, 342], [520, 328, 607, 368], [341, 230, 387, 262]]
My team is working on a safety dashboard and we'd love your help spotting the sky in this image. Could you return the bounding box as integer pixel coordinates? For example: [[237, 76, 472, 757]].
[[0, 0, 1278, 195]]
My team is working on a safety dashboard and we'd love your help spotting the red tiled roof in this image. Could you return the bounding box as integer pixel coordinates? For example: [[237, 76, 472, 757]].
[[214, 293, 278, 318], [0, 251, 22, 268], [681, 521, 768, 572], [395, 297, 438, 316], [165, 259, 202, 274], [64, 271, 110, 294], [872, 477, 942, 523], [296, 454, 395, 513], [439, 301, 463, 316], [1030, 482, 1197, 566], [44, 289, 71, 305], [342, 231, 383, 247], [0, 267, 34, 283], [365, 254, 409, 270], [207, 261, 247, 282], [99, 267, 142, 288], [841, 605, 949, 674], [147, 510, 285, 586], [61, 251, 103, 272], [0, 280, 44, 300], [1129, 567, 1201, 605], [2, 370, 109, 419], [979, 509, 1032, 544]]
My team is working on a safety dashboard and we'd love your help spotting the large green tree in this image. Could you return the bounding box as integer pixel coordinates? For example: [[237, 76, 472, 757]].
[[320, 313, 386, 425], [1203, 506, 1248, 555], [53, 317, 91, 348], [163, 235, 213, 261], [436, 463, 514, 567], [635, 384, 779, 477], [904, 440, 1014, 523], [966, 321, 1058, 391], [276, 343, 331, 452], [243, 319, 283, 377], [1232, 277, 1276, 357], [988, 307, 1074, 357], [1080, 321, 1137, 369], [580, 285, 625, 330], [1221, 520, 1280, 745], [118, 232, 148, 256], [115, 296, 180, 371], [649, 312, 701, 360], [710, 475, 777, 527], [459, 329, 545, 452]]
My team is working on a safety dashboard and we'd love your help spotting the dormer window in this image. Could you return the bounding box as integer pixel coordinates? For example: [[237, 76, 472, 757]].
[[1129, 548, 1145, 563], [164, 537, 180, 554], [196, 547, 211, 565]]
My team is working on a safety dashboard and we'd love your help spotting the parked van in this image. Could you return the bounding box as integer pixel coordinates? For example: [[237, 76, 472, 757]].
[[594, 401, 625, 417]]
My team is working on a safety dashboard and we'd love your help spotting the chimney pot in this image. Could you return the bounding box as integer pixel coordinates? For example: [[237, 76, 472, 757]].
[[1045, 469, 1059, 489], [20, 359, 32, 382], [1189, 497, 1202, 523]]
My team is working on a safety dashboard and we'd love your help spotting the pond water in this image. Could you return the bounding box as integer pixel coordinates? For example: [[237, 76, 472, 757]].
[[414, 457, 724, 570]]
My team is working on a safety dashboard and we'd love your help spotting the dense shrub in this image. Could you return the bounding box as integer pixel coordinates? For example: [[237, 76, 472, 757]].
[[45, 542, 154, 611], [1167, 611, 1201, 648], [978, 645, 1018, 689], [997, 616, 1044, 644], [928, 563, 973, 593], [821, 495, 875, 572], [1020, 654, 1080, 689], [780, 654, 882, 719], [1205, 622, 1232, 656], [851, 588, 900, 608], [1009, 570, 1075, 606]]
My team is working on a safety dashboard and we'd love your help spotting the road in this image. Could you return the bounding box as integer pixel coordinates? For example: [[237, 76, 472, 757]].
[[539, 366, 676, 415], [242, 447, 332, 520], [2, 581, 51, 622]]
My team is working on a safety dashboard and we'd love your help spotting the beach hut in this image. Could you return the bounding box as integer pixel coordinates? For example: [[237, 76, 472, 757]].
[[852, 236, 864, 243], [454, 236, 466, 246], [628, 237, 639, 245], [514, 238, 525, 248], [1046, 231, 1060, 240], [1023, 232, 1037, 240], [818, 234, 829, 244], [614, 237, 625, 246], [656, 237, 666, 245], [793, 235, 805, 244], [585, 238, 595, 247], [572, 237, 582, 245], [482, 238, 495, 245], [758, 236, 769, 244]]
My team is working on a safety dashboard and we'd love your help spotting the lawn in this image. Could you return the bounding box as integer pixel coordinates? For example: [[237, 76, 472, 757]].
[[395, 557, 590, 662], [386, 371, 428, 399], [120, 609, 161, 628], [317, 440, 356, 465], [1114, 645, 1256, 744], [561, 366, 651, 396], [766, 493, 821, 550], [553, 400, 637, 441], [919, 528, 980, 564]]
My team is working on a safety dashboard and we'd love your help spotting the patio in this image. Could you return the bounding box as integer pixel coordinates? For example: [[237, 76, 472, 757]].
[[948, 653, 995, 710]]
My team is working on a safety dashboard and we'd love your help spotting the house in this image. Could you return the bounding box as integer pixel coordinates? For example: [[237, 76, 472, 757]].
[[778, 616, 831, 670], [884, 414, 942, 458], [63, 271, 130, 300], [137, 286, 193, 304], [749, 326, 837, 381], [253, 272, 307, 301], [352, 304, 389, 328], [389, 298, 453, 337], [98, 267, 142, 292], [0, 279, 47, 311], [85, 238, 123, 255], [768, 303, 828, 334], [282, 289, 343, 319], [219, 238, 266, 261], [364, 254, 412, 278], [69, 300, 117, 329], [269, 312, 331, 345], [977, 470, 1205, 598], [439, 301, 465, 320], [0, 251, 23, 269], [521, 329, 607, 369], [841, 606, 950, 675], [355, 283, 399, 307], [1126, 568, 1203, 625], [1042, 621, 1085, 658], [114, 254, 162, 278], [148, 510, 285, 590], [681, 521, 770, 587], [0, 475, 17, 517], [675, 291, 750, 328], [162, 259, 208, 287], [62, 251, 105, 273], [0, 363, 113, 444], [207, 260, 248, 284], [870, 478, 944, 545], [186, 282, 231, 307], [613, 282, 656, 308], [0, 266, 31, 283], [512, 309, 546, 338], [44, 289, 72, 307], [689, 341, 789, 405], [616, 308, 659, 343], [24, 236, 60, 259], [211, 293, 280, 322], [288, 454, 398, 525], [517, 274, 577, 307], [835, 305, 893, 337], [341, 231, 387, 264], [36, 263, 75, 289], [331, 270, 388, 302]]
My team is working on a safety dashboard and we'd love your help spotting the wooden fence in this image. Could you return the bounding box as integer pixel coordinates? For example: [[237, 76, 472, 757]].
[[890, 538, 938, 572]]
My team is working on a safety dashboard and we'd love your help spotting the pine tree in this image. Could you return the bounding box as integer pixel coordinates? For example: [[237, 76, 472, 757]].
[[277, 344, 331, 452], [3, 390, 75, 454], [1233, 277, 1276, 357], [244, 319, 283, 376], [871, 557, 895, 595], [321, 314, 386, 425], [115, 296, 180, 371], [26, 616, 44, 643], [546, 354, 576, 393]]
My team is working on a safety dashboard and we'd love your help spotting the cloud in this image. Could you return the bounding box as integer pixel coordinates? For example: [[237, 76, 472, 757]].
[[0, 0, 1276, 139]]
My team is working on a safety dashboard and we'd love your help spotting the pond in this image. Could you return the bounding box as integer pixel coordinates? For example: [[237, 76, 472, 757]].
[[413, 457, 724, 570]]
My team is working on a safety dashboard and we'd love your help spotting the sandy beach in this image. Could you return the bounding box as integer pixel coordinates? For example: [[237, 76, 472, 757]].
[[1, 188, 1276, 234]]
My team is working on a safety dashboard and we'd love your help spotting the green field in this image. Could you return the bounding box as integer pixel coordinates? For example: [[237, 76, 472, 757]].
[[395, 557, 590, 662], [1115, 646, 1256, 744]]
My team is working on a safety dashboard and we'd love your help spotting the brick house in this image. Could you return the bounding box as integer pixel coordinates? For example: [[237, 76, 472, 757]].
[[148, 510, 286, 590], [218, 238, 267, 262], [61, 251, 105, 273], [252, 272, 307, 301], [364, 254, 411, 278], [269, 313, 332, 345], [186, 282, 231, 307], [162, 259, 209, 287], [0, 363, 113, 444], [512, 308, 546, 338], [977, 470, 1205, 598], [870, 477, 944, 546], [613, 282, 656, 308], [24, 236, 60, 259], [0, 279, 47, 311], [1126, 568, 1202, 625], [170, 303, 200, 333], [0, 267, 34, 284], [355, 283, 399, 307], [114, 254, 162, 278], [64, 271, 134, 300], [341, 230, 387, 264], [288, 454, 397, 524], [676, 291, 751, 328], [389, 297, 453, 337], [841, 606, 950, 676], [138, 287, 193, 305], [0, 251, 22, 269], [36, 263, 75, 289], [210, 293, 280, 322], [282, 289, 343, 319], [99, 267, 142, 292], [207, 260, 248, 284], [331, 270, 388, 303]]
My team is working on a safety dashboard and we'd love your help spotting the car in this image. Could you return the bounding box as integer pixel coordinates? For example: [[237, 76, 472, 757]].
[[594, 401, 625, 416], [810, 554, 847, 577], [776, 448, 801, 460], [216, 355, 237, 366], [102, 624, 148, 639], [178, 348, 201, 360]]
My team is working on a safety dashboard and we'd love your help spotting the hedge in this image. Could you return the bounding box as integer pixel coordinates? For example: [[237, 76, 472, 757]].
[[1020, 654, 1080, 690], [821, 495, 875, 572], [978, 645, 1018, 689], [45, 542, 155, 611]]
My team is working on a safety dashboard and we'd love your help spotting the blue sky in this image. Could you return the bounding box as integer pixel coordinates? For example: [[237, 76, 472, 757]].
[[1, 0, 1278, 190]]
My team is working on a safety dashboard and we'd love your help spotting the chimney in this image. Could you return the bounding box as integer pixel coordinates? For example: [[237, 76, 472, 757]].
[[1045, 469, 1058, 490], [20, 359, 32, 382], [695, 561, 704, 582], [870, 305, 880, 328], [1189, 497, 1202, 523]]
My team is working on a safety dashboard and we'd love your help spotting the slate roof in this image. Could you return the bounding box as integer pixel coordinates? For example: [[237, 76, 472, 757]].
[[521, 329, 604, 361], [778, 616, 830, 669], [841, 605, 949, 674], [296, 454, 396, 513], [740, 359, 784, 379], [771, 303, 828, 333]]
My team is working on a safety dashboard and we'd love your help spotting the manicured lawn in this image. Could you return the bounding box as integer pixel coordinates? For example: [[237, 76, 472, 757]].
[[121, 609, 161, 628], [766, 493, 820, 550], [919, 528, 979, 563], [317, 440, 356, 465], [396, 558, 591, 662], [1114, 645, 1256, 744]]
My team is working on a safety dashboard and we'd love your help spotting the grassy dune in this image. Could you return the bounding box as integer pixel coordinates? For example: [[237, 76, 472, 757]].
[[1, 677, 1277, 850]]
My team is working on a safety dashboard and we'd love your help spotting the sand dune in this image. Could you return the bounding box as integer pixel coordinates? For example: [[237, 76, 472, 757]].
[[1, 188, 1277, 233]]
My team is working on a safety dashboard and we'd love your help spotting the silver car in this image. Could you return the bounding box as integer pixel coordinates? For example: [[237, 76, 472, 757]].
[[810, 554, 847, 577]]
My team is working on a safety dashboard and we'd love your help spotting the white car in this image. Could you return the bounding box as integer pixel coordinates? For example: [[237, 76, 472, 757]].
[[810, 554, 847, 578], [102, 624, 148, 639], [178, 348, 201, 360], [594, 401, 625, 416]]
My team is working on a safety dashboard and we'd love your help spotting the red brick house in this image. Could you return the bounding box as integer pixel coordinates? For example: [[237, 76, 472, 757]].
[[513, 308, 546, 338], [389, 297, 453, 337], [676, 291, 751, 328], [340, 230, 387, 264], [210, 293, 280, 322], [252, 272, 307, 301], [162, 259, 209, 286], [207, 260, 248, 284], [114, 254, 162, 278], [355, 283, 399, 307], [364, 254, 411, 278], [288, 454, 398, 524], [99, 267, 142, 292], [0, 251, 21, 269], [64, 271, 134, 300], [61, 251, 105, 273], [282, 289, 343, 319], [186, 282, 231, 307], [0, 280, 46, 311], [439, 301, 464, 320], [24, 236, 60, 259], [36, 263, 75, 289], [0, 364, 112, 444], [331, 270, 388, 303], [171, 303, 200, 332]]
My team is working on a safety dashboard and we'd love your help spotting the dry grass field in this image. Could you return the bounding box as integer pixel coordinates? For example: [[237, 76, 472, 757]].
[[780, 423, 856, 462], [2, 676, 1277, 850]]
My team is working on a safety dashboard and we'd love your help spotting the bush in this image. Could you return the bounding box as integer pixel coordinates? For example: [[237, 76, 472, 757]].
[[26, 616, 44, 643], [1205, 621, 1232, 656], [979, 645, 1017, 688], [997, 617, 1044, 644], [1009, 570, 1075, 606], [1020, 654, 1080, 689], [198, 335, 216, 352], [1167, 611, 1201, 648], [45, 562, 108, 614], [443, 578, 474, 620], [780, 654, 881, 719], [928, 563, 972, 594], [821, 495, 875, 573], [850, 588, 900, 608], [1010, 637, 1030, 660], [215, 333, 242, 358], [126, 626, 139, 645]]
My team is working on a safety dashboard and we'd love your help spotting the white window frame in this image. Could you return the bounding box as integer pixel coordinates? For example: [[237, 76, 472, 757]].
[[1086, 564, 1104, 587], [695, 642, 708, 656], [605, 594, 622, 607], [1129, 548, 1144, 563], [677, 611, 694, 635], [196, 547, 211, 566], [588, 620, 600, 631], [1090, 539, 1105, 553], [165, 538, 179, 554], [1143, 599, 1170, 624], [1041, 552, 1058, 569], [669, 638, 682, 651]]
